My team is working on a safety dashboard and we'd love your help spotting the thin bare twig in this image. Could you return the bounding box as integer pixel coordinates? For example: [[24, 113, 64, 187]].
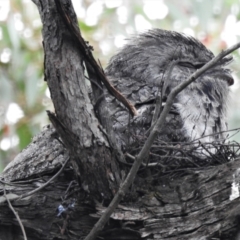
[[126, 152, 164, 167], [20, 156, 70, 200], [84, 41, 240, 240], [3, 186, 28, 240], [149, 60, 179, 133], [189, 127, 240, 144], [151, 79, 164, 127], [3, 157, 70, 203]]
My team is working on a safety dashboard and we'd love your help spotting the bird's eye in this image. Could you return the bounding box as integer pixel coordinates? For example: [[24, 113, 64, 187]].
[[178, 62, 195, 68], [178, 62, 205, 69], [194, 63, 205, 69]]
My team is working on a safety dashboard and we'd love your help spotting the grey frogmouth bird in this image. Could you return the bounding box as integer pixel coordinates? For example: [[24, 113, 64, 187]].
[[105, 29, 233, 153]]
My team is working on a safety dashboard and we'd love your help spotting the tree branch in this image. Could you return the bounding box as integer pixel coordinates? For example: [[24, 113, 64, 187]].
[[33, 0, 121, 199]]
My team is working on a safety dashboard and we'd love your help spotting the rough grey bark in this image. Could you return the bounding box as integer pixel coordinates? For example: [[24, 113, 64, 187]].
[[1, 128, 240, 239], [1, 1, 240, 240], [38, 0, 121, 201]]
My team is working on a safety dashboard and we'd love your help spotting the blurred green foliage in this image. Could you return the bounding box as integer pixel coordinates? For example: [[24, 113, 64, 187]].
[[1, 0, 240, 171]]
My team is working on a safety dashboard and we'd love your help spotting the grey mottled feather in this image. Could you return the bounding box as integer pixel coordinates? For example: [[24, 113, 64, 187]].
[[104, 29, 233, 152]]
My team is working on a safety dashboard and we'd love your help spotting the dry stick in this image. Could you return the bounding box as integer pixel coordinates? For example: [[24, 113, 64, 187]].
[[151, 78, 164, 127], [84, 42, 240, 240], [189, 127, 240, 144], [149, 60, 179, 133], [3, 157, 70, 202], [151, 46, 181, 127], [3, 186, 28, 240], [20, 156, 70, 200]]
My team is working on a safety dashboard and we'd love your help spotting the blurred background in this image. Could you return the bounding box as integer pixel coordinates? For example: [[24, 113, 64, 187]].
[[1, 0, 240, 171]]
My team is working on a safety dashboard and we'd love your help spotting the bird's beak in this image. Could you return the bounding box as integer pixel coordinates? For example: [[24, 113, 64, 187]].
[[223, 72, 234, 86], [215, 71, 234, 86]]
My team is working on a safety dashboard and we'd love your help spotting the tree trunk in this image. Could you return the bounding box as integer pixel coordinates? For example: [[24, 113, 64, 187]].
[[1, 1, 240, 240]]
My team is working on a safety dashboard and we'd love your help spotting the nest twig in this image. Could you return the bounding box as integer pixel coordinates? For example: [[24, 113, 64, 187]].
[[125, 128, 240, 176]]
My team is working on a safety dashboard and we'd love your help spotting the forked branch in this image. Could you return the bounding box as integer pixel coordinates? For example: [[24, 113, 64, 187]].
[[54, 0, 137, 116]]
